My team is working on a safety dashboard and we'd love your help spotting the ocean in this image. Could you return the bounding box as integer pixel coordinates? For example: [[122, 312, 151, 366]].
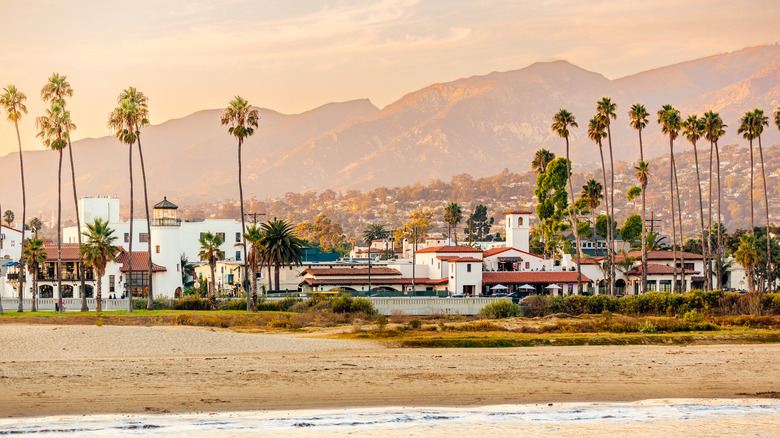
[[1, 399, 778, 437]]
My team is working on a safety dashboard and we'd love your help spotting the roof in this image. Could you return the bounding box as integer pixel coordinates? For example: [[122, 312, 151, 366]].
[[503, 210, 533, 215], [300, 277, 448, 287], [625, 264, 699, 276], [117, 251, 167, 273], [415, 245, 483, 254], [301, 267, 402, 277], [615, 250, 703, 262], [578, 257, 602, 265], [482, 246, 544, 260], [451, 257, 482, 263], [43, 243, 81, 261], [1, 224, 23, 234], [153, 196, 178, 209], [482, 271, 592, 285]]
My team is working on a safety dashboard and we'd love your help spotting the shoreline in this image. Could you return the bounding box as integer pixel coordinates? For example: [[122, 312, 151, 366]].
[[1, 325, 779, 418]]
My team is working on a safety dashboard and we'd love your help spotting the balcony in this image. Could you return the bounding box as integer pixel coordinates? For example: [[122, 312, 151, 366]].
[[152, 218, 182, 227]]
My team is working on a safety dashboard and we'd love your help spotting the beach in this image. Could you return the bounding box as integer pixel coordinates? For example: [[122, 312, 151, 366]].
[[1, 325, 779, 418]]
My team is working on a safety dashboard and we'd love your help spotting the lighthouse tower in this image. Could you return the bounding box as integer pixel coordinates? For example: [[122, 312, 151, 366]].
[[150, 197, 184, 297], [503, 210, 532, 253]]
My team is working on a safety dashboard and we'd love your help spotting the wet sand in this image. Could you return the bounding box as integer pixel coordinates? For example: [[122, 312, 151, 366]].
[[1, 325, 778, 418]]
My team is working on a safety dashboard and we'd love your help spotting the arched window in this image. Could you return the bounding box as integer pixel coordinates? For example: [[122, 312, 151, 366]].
[[518, 217, 524, 227]]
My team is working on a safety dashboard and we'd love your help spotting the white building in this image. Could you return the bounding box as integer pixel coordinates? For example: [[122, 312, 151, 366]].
[[1, 224, 32, 298]]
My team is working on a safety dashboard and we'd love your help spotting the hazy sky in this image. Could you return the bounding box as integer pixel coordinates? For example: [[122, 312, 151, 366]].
[[0, 0, 778, 155]]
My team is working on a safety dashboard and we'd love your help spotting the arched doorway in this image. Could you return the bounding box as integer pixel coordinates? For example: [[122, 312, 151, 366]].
[[39, 285, 53, 298], [61, 285, 74, 298], [174, 287, 182, 299], [614, 279, 626, 296], [82, 284, 94, 298]]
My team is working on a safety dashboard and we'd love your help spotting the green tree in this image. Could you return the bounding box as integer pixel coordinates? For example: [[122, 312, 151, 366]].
[[658, 104, 684, 291], [295, 213, 346, 254], [1, 85, 28, 311], [580, 178, 603, 257], [531, 148, 555, 175], [534, 158, 569, 257], [80, 219, 120, 312], [588, 114, 612, 294], [620, 214, 643, 249], [221, 96, 260, 300], [597, 97, 617, 293], [198, 231, 225, 310], [463, 205, 494, 243], [704, 110, 726, 290], [261, 219, 304, 291], [363, 224, 388, 292], [682, 114, 709, 291], [443, 202, 463, 244], [750, 109, 771, 291], [634, 161, 651, 293], [3, 210, 13, 227], [243, 224, 265, 311], [734, 234, 758, 292], [552, 109, 582, 293], [23, 237, 47, 312], [28, 217, 43, 237]]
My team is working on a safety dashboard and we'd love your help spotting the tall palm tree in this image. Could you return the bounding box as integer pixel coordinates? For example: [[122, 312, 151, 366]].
[[738, 110, 758, 289], [658, 105, 684, 291], [23, 237, 47, 312], [751, 109, 771, 292], [28, 217, 43, 237], [243, 224, 264, 312], [597, 98, 617, 292], [117, 88, 153, 309], [36, 100, 70, 313], [261, 220, 304, 291], [80, 218, 119, 312], [629, 104, 649, 161], [552, 109, 582, 294], [443, 202, 462, 244], [362, 223, 388, 293], [198, 231, 225, 311], [634, 161, 651, 294], [1, 85, 28, 311], [108, 96, 145, 312], [734, 234, 758, 292], [588, 114, 611, 294], [703, 110, 726, 290], [41, 74, 90, 311], [531, 149, 555, 175], [580, 178, 603, 257], [221, 96, 260, 300], [682, 114, 709, 291]]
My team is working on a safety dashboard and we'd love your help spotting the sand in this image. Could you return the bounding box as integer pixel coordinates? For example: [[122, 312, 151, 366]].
[[0, 324, 778, 418]]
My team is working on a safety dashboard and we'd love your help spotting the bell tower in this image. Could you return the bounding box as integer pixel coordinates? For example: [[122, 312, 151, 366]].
[[504, 210, 532, 252]]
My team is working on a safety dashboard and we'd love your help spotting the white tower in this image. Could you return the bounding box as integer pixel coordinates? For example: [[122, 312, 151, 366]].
[[150, 197, 184, 298], [504, 210, 532, 253]]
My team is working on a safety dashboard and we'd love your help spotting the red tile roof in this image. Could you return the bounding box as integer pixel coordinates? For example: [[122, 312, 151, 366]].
[[415, 245, 483, 254], [301, 267, 401, 276], [451, 257, 482, 263], [578, 257, 602, 265], [482, 271, 592, 285], [625, 264, 699, 276], [43, 243, 82, 261], [503, 210, 533, 215], [1, 224, 23, 234], [615, 250, 703, 262], [300, 277, 448, 287], [482, 247, 544, 260], [117, 251, 167, 273]]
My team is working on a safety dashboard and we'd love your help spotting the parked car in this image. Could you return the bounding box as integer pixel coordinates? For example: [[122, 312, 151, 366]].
[[451, 294, 467, 298], [491, 293, 510, 298]]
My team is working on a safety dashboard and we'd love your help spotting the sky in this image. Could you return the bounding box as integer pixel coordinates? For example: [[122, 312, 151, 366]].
[[0, 0, 778, 155]]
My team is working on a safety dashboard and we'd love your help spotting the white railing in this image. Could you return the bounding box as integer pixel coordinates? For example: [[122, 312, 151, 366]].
[[368, 297, 509, 316], [0, 298, 129, 312]]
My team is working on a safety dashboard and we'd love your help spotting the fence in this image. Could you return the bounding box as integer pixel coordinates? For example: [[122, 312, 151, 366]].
[[368, 297, 509, 316], [0, 298, 129, 312]]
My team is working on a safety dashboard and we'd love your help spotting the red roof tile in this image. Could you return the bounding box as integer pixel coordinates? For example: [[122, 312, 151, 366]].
[[301, 267, 401, 276], [43, 243, 82, 261], [625, 264, 699, 276], [117, 251, 167, 273], [615, 250, 703, 262], [300, 277, 448, 286], [503, 210, 533, 215], [482, 247, 544, 260], [415, 245, 483, 254], [482, 271, 592, 285], [451, 257, 482, 263]]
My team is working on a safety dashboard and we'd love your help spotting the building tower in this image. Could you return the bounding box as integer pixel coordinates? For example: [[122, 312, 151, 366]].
[[150, 197, 184, 297], [503, 210, 532, 253]]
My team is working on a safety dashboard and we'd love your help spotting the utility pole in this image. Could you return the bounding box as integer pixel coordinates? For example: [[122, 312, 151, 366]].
[[645, 211, 662, 234], [244, 212, 266, 225]]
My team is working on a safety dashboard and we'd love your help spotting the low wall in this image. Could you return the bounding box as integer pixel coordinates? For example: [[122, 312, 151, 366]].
[[368, 297, 509, 316], [0, 298, 129, 312]]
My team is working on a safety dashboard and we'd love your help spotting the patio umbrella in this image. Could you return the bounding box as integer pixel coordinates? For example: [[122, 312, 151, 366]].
[[545, 284, 562, 290], [519, 284, 535, 290], [490, 284, 508, 290], [2, 261, 19, 267]]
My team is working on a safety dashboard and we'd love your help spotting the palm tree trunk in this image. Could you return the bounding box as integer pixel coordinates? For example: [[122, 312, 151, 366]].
[[607, 126, 615, 296], [641, 184, 647, 294], [598, 142, 611, 295], [210, 261, 216, 311], [691, 140, 708, 291], [758, 135, 772, 292], [96, 271, 102, 313], [67, 139, 88, 312], [128, 144, 134, 312], [237, 139, 248, 301], [57, 149, 63, 313], [669, 141, 678, 293], [749, 138, 756, 290], [564, 139, 583, 294], [716, 141, 723, 290], [673, 156, 685, 292], [707, 141, 714, 290], [274, 263, 281, 291], [31, 271, 38, 312], [367, 246, 372, 294], [135, 133, 154, 310], [250, 263, 257, 312], [15, 120, 26, 312], [267, 264, 272, 293]]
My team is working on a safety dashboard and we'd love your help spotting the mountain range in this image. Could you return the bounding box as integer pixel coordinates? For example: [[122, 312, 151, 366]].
[[2, 45, 779, 217]]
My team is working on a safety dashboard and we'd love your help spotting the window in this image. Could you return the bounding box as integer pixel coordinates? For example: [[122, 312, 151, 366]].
[[236, 251, 241, 261], [659, 280, 672, 292], [518, 217, 523, 226], [199, 232, 205, 240], [139, 233, 149, 243], [217, 232, 226, 241], [236, 232, 241, 242], [124, 233, 129, 243], [155, 245, 160, 253], [525, 262, 530, 269], [109, 275, 115, 292], [176, 264, 180, 272], [467, 264, 472, 272]]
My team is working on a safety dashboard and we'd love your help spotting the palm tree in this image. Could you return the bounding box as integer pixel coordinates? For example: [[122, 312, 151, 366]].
[[108, 95, 144, 312], [634, 161, 651, 294], [531, 149, 555, 175], [703, 110, 726, 290], [3, 210, 13, 227], [220, 96, 260, 300], [198, 231, 225, 311], [682, 114, 709, 291], [443, 202, 462, 244], [23, 237, 46, 312], [738, 110, 758, 290], [658, 105, 684, 292], [80, 218, 120, 312], [1, 85, 28, 311], [551, 109, 583, 293], [261, 220, 304, 291], [734, 234, 758, 292], [243, 224, 264, 311], [643, 232, 670, 251], [362, 224, 388, 293], [629, 104, 649, 161], [117, 88, 153, 310], [580, 179, 603, 257], [588, 114, 611, 294], [751, 109, 771, 292], [41, 74, 89, 311], [28, 217, 43, 237], [36, 100, 70, 313], [597, 97, 617, 292]]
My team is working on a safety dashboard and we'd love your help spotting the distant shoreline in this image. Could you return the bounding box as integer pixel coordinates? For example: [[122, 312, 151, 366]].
[[0, 325, 778, 419]]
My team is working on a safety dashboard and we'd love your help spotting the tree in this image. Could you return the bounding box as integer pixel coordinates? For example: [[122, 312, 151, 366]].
[[620, 214, 643, 249], [464, 205, 494, 243], [221, 96, 260, 302], [588, 114, 612, 294], [243, 224, 264, 311], [1, 85, 27, 312], [734, 234, 758, 292], [117, 88, 153, 310], [3, 210, 13, 227], [658, 104, 684, 291], [580, 178, 603, 257], [23, 237, 46, 312], [634, 161, 651, 293], [198, 231, 225, 310], [682, 114, 709, 291], [80, 218, 120, 312], [597, 97, 617, 294], [394, 209, 434, 244], [363, 224, 388, 292], [534, 158, 570, 258], [531, 149, 555, 175], [260, 220, 304, 291], [552, 109, 582, 293], [443, 202, 463, 244], [180, 254, 196, 288], [615, 250, 637, 275], [629, 103, 649, 161], [295, 213, 346, 254], [28, 217, 43, 237], [704, 110, 727, 290], [750, 109, 771, 292], [643, 232, 670, 251]]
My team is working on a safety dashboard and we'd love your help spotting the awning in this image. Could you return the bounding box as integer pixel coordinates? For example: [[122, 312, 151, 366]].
[[497, 257, 523, 262]]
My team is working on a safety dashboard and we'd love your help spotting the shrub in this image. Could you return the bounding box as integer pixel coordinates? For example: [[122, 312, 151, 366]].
[[638, 320, 657, 333], [454, 321, 504, 331], [762, 293, 780, 315], [407, 319, 422, 330], [683, 310, 705, 323], [521, 295, 549, 317], [268, 319, 293, 329], [375, 315, 388, 331], [481, 300, 521, 318], [173, 297, 210, 310], [277, 296, 301, 311], [218, 299, 247, 311], [330, 294, 354, 313], [349, 297, 376, 315]]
